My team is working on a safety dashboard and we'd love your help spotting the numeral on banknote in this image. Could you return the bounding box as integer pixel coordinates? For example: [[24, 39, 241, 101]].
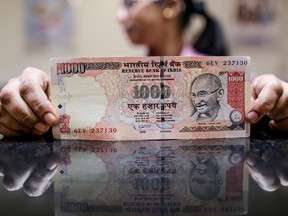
[[134, 177, 171, 191], [133, 85, 171, 99], [57, 63, 86, 75], [223, 60, 248, 66]]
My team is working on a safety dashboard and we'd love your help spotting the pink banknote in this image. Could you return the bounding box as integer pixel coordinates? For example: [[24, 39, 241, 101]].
[[54, 138, 249, 215], [51, 56, 251, 140]]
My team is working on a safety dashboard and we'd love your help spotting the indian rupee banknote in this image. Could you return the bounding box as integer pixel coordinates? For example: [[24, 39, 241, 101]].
[[54, 138, 249, 215], [51, 56, 251, 140]]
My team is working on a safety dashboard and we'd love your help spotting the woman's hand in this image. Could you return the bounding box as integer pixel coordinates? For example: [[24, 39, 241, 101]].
[[0, 67, 59, 137], [246, 74, 288, 131]]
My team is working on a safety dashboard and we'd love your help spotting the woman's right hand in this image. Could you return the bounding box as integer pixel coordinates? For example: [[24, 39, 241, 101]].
[[0, 67, 59, 137], [246, 74, 288, 131]]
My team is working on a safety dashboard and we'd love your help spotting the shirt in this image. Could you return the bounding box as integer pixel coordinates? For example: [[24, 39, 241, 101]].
[[180, 44, 204, 56]]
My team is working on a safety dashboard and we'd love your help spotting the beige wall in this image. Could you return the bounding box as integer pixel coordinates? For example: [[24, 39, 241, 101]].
[[206, 0, 288, 80], [0, 0, 287, 88], [0, 0, 144, 88]]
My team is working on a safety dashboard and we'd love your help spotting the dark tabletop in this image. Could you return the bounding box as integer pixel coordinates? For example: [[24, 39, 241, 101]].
[[1, 117, 288, 216]]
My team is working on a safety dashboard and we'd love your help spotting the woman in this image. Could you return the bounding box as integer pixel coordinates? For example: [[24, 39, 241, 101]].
[[117, 0, 228, 56]]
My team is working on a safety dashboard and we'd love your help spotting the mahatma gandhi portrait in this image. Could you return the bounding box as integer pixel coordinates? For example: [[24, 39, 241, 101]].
[[190, 73, 234, 122]]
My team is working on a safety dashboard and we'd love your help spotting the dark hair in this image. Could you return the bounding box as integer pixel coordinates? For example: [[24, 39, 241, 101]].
[[182, 0, 229, 56], [191, 73, 222, 89]]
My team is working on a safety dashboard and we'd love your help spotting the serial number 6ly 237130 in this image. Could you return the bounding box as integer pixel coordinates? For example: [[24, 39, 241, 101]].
[[73, 128, 117, 134]]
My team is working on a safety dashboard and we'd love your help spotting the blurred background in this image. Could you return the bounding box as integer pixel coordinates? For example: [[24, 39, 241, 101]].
[[0, 0, 287, 88]]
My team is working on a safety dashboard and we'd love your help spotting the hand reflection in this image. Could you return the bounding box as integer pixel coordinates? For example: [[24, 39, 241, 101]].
[[0, 141, 60, 197], [246, 147, 288, 192]]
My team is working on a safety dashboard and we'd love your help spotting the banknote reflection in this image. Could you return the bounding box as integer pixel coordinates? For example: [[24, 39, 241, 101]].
[[2, 136, 288, 208], [190, 155, 223, 200], [54, 138, 249, 215]]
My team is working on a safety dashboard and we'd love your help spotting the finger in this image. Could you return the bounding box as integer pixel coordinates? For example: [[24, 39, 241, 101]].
[[267, 82, 288, 120], [23, 160, 59, 197], [0, 68, 58, 133], [0, 105, 48, 136], [0, 105, 32, 135], [0, 78, 41, 129], [0, 123, 23, 137], [0, 161, 4, 176], [19, 68, 59, 126], [246, 75, 283, 123], [261, 149, 282, 162], [245, 152, 280, 191], [24, 178, 54, 197], [269, 117, 288, 132], [261, 150, 288, 186], [273, 160, 288, 186], [2, 161, 35, 191]]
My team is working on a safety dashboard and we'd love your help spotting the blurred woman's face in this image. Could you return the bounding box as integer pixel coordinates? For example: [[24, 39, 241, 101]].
[[117, 0, 165, 46]]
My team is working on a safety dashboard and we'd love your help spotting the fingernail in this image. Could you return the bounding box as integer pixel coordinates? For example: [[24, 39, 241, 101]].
[[0, 167, 4, 177], [46, 161, 58, 171], [247, 111, 259, 123], [44, 113, 56, 125], [34, 122, 48, 132], [246, 153, 259, 167]]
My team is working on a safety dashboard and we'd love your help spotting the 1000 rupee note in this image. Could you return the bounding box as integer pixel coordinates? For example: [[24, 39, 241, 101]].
[[54, 138, 249, 215], [51, 56, 251, 140]]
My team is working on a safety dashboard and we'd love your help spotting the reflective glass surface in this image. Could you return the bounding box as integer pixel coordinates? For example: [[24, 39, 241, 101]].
[[0, 117, 288, 216]]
